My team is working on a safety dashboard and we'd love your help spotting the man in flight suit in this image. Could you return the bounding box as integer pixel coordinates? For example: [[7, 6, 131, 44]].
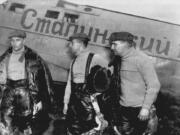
[[63, 33, 112, 135]]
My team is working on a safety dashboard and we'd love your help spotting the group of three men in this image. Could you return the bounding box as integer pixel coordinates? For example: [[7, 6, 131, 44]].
[[0, 29, 160, 135]]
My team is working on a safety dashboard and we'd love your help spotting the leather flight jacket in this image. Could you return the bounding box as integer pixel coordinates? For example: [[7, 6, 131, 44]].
[[0, 46, 54, 133]]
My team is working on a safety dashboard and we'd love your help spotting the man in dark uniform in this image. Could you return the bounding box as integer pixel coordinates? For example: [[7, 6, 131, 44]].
[[108, 31, 160, 135], [63, 33, 113, 135], [0, 30, 54, 135]]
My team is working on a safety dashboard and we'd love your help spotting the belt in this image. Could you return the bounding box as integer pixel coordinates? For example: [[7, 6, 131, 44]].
[[7, 79, 27, 88], [71, 82, 87, 94]]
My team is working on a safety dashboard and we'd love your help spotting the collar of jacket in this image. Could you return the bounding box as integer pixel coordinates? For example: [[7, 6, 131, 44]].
[[0, 46, 39, 62]]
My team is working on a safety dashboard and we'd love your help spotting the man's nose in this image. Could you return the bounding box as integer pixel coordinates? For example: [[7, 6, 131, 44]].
[[11, 40, 15, 44], [66, 42, 71, 47], [111, 44, 115, 50]]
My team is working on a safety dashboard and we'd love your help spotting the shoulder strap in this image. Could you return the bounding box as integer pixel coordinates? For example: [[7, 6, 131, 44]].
[[85, 53, 94, 83], [70, 57, 77, 81]]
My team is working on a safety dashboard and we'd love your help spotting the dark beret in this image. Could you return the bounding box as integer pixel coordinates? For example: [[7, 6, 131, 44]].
[[109, 32, 134, 44], [9, 30, 26, 39], [68, 33, 90, 42]]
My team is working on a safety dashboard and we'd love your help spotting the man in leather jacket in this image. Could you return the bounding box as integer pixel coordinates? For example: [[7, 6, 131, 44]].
[[0, 30, 54, 135]]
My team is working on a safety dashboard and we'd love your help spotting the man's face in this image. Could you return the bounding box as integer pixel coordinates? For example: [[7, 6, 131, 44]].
[[10, 37, 25, 52], [110, 40, 130, 56], [67, 39, 82, 57]]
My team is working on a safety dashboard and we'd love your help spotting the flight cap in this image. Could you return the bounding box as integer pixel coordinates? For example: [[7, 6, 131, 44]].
[[109, 32, 134, 44], [9, 30, 26, 39], [68, 33, 90, 42]]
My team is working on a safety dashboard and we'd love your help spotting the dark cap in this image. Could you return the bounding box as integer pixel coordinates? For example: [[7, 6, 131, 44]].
[[9, 30, 26, 39], [109, 32, 134, 44], [68, 33, 90, 42]]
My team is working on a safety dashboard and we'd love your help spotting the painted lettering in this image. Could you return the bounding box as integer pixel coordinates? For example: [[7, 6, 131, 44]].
[[35, 18, 51, 33], [80, 26, 85, 33], [139, 37, 154, 52], [88, 27, 93, 40], [51, 21, 64, 36], [20, 8, 173, 59], [139, 36, 145, 49], [21, 9, 37, 29], [94, 29, 108, 44], [156, 40, 170, 56], [133, 35, 138, 48], [64, 23, 78, 37]]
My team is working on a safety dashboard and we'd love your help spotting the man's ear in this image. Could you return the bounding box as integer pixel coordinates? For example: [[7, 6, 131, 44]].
[[22, 39, 26, 45]]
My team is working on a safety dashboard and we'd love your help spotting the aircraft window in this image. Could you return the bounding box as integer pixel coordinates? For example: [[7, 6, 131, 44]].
[[45, 10, 60, 19], [9, 3, 25, 13], [84, 7, 92, 12], [64, 13, 79, 23]]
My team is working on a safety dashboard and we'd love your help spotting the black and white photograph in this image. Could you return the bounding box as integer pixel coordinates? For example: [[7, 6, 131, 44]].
[[0, 0, 180, 135]]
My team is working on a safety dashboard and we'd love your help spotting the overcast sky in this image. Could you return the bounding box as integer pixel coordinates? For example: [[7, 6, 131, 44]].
[[67, 0, 180, 25]]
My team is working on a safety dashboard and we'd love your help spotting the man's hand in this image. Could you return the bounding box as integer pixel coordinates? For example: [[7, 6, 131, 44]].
[[33, 101, 42, 116], [0, 122, 6, 129], [138, 108, 150, 121], [0, 122, 10, 135], [63, 103, 68, 115], [113, 126, 121, 135]]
